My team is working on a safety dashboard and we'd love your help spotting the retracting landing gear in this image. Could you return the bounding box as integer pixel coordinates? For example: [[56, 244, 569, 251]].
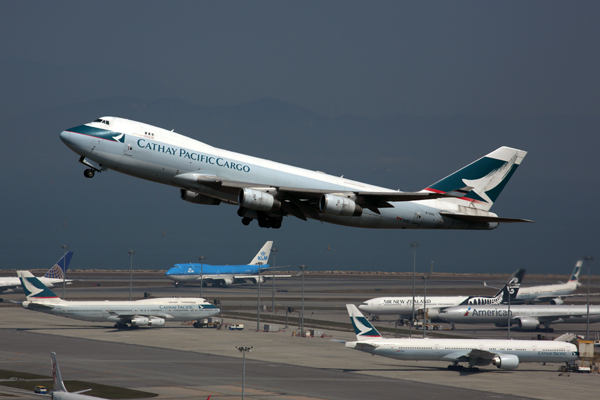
[[240, 216, 283, 229], [84, 169, 95, 178]]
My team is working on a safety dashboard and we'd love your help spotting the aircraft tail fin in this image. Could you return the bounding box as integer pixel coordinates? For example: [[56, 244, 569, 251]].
[[425, 146, 527, 211], [44, 252, 73, 279], [249, 241, 273, 267], [569, 261, 583, 282], [51, 352, 68, 393], [346, 304, 382, 339], [498, 269, 525, 303], [17, 271, 60, 300]]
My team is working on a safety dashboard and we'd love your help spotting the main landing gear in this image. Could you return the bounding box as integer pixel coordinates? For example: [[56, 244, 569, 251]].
[[240, 216, 283, 229], [447, 363, 479, 372], [84, 169, 95, 178]]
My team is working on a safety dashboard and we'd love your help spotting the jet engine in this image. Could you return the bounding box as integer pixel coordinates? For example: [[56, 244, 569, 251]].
[[252, 275, 265, 284], [426, 308, 440, 319], [180, 189, 221, 205], [238, 188, 281, 212], [319, 194, 363, 216], [148, 317, 165, 326], [130, 317, 149, 326], [516, 316, 540, 330], [220, 277, 234, 286], [491, 354, 519, 370], [550, 298, 564, 305]]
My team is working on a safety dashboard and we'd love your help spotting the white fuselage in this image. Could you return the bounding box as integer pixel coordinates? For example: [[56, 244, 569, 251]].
[[346, 337, 578, 364], [59, 117, 501, 230], [515, 282, 579, 302], [22, 297, 219, 323], [359, 296, 469, 316], [0, 277, 69, 293]]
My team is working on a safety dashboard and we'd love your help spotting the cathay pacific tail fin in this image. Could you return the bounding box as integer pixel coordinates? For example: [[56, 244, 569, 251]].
[[17, 271, 60, 300], [425, 146, 527, 211], [346, 304, 382, 339]]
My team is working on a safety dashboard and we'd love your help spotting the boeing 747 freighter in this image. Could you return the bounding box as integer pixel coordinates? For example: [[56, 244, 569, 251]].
[[60, 117, 531, 229]]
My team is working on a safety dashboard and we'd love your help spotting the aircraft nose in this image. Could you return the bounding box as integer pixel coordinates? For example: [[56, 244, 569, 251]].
[[59, 130, 72, 144]]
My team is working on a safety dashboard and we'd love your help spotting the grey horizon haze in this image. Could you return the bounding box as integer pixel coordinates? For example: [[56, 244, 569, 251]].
[[0, 1, 598, 275]]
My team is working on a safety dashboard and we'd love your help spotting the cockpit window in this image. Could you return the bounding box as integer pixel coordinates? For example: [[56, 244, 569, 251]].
[[94, 118, 110, 125]]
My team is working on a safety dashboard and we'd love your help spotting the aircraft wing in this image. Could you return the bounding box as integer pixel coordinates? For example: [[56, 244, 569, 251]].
[[23, 302, 55, 311], [442, 349, 496, 365], [173, 172, 460, 218], [108, 312, 174, 320], [439, 212, 534, 223], [534, 293, 600, 302]]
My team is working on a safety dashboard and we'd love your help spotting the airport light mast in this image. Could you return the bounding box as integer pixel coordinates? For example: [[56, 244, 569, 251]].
[[299, 264, 307, 337], [127, 250, 135, 301], [236, 346, 252, 400], [61, 245, 68, 299], [198, 256, 206, 298], [585, 255, 594, 339], [410, 242, 419, 338], [422, 274, 429, 338], [271, 248, 278, 312], [256, 262, 263, 331]]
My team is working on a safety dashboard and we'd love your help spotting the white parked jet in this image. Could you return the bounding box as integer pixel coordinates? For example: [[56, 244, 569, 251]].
[[358, 269, 524, 318], [60, 117, 531, 229], [17, 271, 219, 329], [344, 304, 578, 370], [513, 261, 583, 304], [0, 252, 73, 294]]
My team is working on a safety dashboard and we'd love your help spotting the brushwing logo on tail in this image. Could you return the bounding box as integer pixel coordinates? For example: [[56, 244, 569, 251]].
[[351, 316, 381, 337], [20, 277, 58, 299], [462, 154, 517, 205]]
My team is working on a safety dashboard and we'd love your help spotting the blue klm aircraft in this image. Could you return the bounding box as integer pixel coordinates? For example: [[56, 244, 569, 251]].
[[165, 241, 286, 287], [59, 117, 532, 229]]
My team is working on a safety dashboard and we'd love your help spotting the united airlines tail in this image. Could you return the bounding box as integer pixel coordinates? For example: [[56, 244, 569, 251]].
[[44, 252, 73, 280], [249, 241, 273, 266], [347, 304, 382, 339], [51, 352, 68, 393], [17, 271, 60, 300], [425, 146, 527, 211]]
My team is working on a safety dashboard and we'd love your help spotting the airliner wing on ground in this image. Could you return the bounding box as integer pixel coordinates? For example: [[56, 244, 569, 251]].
[[0, 252, 73, 294], [344, 304, 578, 370], [60, 117, 532, 229], [18, 271, 219, 329]]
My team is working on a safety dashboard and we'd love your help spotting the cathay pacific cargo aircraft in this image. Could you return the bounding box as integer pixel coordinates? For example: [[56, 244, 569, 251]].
[[60, 117, 532, 229]]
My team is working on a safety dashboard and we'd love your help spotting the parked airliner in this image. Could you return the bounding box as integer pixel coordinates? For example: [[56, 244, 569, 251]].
[[17, 271, 219, 329], [50, 352, 108, 400], [0, 252, 73, 294], [165, 241, 290, 286], [359, 270, 524, 319], [438, 303, 600, 331], [344, 304, 578, 370], [59, 117, 532, 229], [513, 261, 583, 304]]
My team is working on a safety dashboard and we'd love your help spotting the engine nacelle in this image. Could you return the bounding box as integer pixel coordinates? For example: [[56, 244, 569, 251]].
[[180, 189, 221, 205], [516, 316, 540, 331], [426, 308, 440, 319], [131, 317, 149, 326], [221, 277, 234, 286], [319, 194, 363, 217], [492, 354, 519, 370], [148, 317, 165, 326], [252, 275, 265, 284], [238, 188, 281, 212], [550, 298, 564, 305]]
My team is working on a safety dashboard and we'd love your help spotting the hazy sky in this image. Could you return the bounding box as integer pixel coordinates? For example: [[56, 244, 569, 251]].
[[1, 2, 598, 276]]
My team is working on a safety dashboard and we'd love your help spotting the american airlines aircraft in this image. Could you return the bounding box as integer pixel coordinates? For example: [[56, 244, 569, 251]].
[[0, 252, 73, 294], [358, 269, 524, 319], [344, 304, 578, 370], [438, 303, 600, 331], [59, 117, 532, 229], [165, 241, 290, 286], [18, 271, 219, 329], [513, 261, 583, 304]]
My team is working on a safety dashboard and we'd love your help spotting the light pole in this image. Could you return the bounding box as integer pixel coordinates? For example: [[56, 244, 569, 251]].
[[410, 242, 419, 338], [127, 250, 135, 301], [299, 265, 307, 337], [198, 256, 206, 298], [507, 285, 511, 339], [236, 346, 252, 400], [61, 245, 68, 299], [585, 256, 594, 339], [256, 262, 263, 331], [422, 274, 429, 338], [271, 248, 278, 312]]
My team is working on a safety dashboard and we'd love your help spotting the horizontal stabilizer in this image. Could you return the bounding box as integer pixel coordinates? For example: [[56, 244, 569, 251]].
[[439, 212, 534, 224]]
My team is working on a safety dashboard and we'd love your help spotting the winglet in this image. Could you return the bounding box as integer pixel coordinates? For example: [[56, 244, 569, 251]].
[[346, 304, 382, 339]]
